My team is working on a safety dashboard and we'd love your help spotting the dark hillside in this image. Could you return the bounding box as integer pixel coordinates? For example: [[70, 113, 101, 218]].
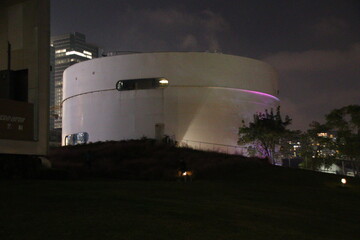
[[48, 139, 268, 180], [2, 140, 359, 239]]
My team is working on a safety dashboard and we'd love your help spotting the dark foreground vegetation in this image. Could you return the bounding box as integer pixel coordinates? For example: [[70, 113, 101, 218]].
[[47, 139, 268, 180], [1, 140, 359, 240]]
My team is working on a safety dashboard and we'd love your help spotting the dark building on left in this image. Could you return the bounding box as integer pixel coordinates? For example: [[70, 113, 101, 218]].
[[0, 0, 50, 157]]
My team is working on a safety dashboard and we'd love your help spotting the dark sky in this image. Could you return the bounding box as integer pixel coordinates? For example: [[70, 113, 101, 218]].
[[51, 0, 360, 130]]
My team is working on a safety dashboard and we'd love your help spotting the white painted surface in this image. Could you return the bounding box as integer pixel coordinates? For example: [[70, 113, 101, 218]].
[[62, 52, 279, 150]]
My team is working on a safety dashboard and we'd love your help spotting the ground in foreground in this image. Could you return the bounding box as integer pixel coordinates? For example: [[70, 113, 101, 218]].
[[1, 170, 359, 240]]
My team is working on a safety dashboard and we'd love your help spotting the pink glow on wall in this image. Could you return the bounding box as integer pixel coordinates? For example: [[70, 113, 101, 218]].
[[209, 86, 280, 101], [238, 89, 280, 101]]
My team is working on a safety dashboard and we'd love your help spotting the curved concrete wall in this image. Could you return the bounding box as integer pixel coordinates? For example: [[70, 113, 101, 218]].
[[62, 52, 279, 153]]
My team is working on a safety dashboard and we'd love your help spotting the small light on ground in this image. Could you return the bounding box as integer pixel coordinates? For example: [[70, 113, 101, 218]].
[[341, 178, 347, 184]]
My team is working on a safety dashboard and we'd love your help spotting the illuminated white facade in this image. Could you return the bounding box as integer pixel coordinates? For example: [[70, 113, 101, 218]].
[[62, 52, 279, 154]]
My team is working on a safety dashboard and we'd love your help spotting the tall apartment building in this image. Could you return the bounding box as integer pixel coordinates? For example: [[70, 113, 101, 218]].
[[50, 32, 99, 132]]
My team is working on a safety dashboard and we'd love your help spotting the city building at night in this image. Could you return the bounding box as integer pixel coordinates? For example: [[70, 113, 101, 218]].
[[0, 0, 50, 156], [50, 32, 99, 131], [62, 52, 279, 154]]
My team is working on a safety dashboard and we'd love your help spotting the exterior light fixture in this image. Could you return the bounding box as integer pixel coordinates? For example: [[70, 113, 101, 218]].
[[159, 79, 168, 84], [158, 78, 169, 87]]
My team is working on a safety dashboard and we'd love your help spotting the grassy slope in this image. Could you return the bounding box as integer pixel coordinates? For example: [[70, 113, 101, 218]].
[[1, 142, 360, 240]]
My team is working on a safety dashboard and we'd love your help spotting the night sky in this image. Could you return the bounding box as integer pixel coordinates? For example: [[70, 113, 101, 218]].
[[51, 0, 360, 130]]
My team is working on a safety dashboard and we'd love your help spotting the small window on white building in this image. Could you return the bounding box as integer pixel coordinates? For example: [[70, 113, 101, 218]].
[[115, 77, 169, 91]]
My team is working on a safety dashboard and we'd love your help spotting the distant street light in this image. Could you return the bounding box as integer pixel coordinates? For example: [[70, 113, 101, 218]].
[[341, 178, 347, 185]]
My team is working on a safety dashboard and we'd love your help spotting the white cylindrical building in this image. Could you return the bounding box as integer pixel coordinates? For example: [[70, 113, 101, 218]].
[[62, 52, 279, 154]]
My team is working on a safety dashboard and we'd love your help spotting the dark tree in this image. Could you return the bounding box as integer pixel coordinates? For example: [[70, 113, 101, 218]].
[[238, 107, 292, 164], [325, 105, 360, 176], [299, 122, 336, 171]]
